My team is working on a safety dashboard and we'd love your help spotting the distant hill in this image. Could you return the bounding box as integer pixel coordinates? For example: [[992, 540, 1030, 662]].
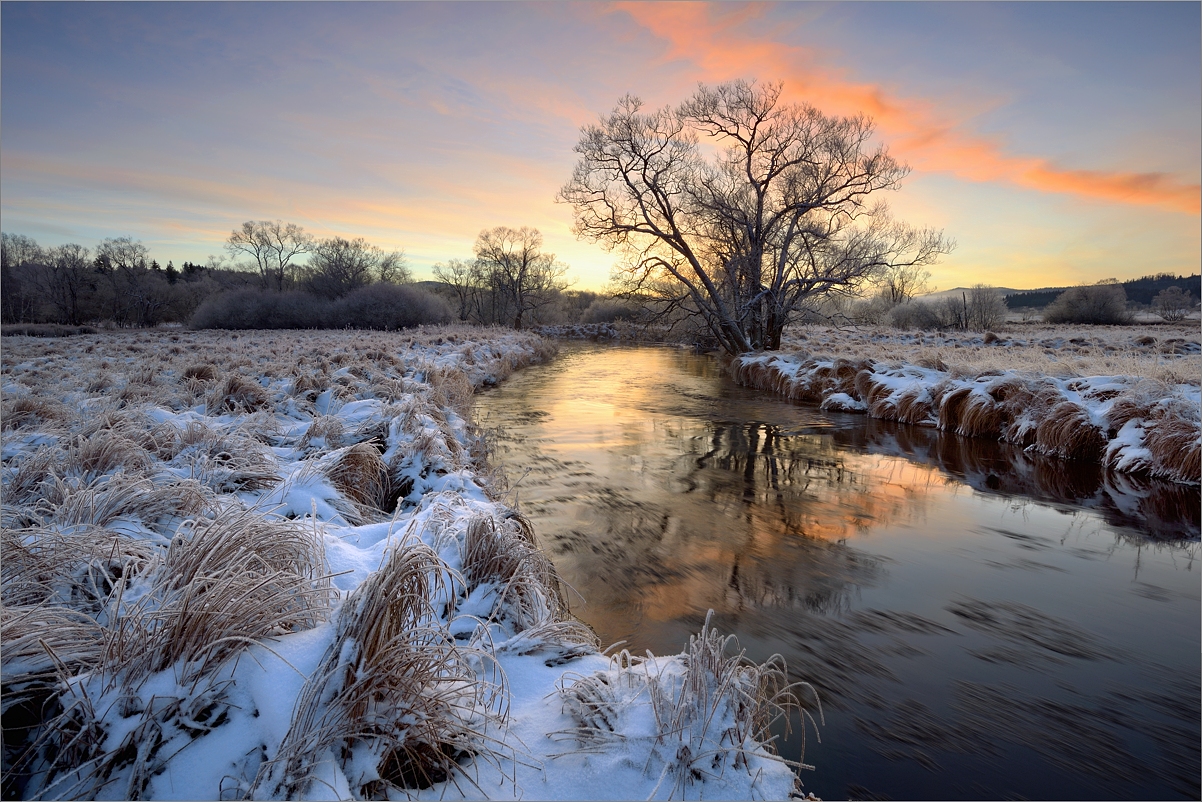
[[920, 286, 1024, 301]]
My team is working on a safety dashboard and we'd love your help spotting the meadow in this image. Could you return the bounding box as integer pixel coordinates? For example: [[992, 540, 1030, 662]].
[[0, 327, 808, 800]]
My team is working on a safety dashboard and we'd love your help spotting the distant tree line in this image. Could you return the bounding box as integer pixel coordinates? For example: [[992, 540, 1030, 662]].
[[0, 222, 444, 330], [1005, 273, 1200, 310], [1, 232, 260, 327]]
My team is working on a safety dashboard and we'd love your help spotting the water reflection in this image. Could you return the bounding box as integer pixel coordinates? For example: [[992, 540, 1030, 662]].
[[476, 343, 1200, 800], [841, 419, 1201, 540]]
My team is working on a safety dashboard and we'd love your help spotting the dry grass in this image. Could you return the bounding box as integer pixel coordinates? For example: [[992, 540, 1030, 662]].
[[555, 611, 819, 799], [108, 509, 333, 688], [39, 474, 214, 534], [206, 373, 269, 413], [736, 324, 1201, 484], [324, 442, 400, 514], [158, 420, 281, 493], [253, 540, 506, 799], [463, 514, 596, 641], [778, 323, 1200, 385], [0, 326, 585, 798], [0, 396, 72, 432]]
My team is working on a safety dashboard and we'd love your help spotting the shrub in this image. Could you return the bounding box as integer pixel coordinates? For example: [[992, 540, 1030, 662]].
[[1152, 286, 1193, 322], [1043, 284, 1131, 325], [329, 284, 451, 330], [190, 289, 327, 329], [888, 286, 1006, 331], [190, 285, 449, 330], [888, 300, 944, 330], [580, 298, 642, 324]]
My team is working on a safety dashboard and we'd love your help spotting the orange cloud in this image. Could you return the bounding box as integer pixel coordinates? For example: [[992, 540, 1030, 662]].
[[615, 2, 1200, 215]]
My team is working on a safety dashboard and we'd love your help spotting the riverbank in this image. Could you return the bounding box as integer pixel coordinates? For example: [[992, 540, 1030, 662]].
[[1, 327, 804, 800], [731, 325, 1201, 487]]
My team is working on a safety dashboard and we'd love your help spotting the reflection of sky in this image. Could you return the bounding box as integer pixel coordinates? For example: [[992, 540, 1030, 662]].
[[3, 2, 1198, 290]]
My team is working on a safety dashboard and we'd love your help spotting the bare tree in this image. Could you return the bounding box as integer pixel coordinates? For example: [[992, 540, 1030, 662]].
[[473, 226, 570, 330], [304, 236, 409, 299], [1, 233, 43, 322], [96, 236, 163, 326], [432, 258, 479, 322], [559, 80, 953, 353], [41, 244, 95, 325], [226, 220, 314, 291], [878, 263, 933, 305], [1152, 286, 1193, 322]]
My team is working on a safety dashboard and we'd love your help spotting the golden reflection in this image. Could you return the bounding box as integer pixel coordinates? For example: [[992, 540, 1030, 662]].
[[479, 345, 966, 648], [478, 343, 1198, 653]]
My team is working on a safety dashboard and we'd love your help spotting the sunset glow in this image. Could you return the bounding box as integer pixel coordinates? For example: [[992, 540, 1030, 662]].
[[2, 1, 1198, 291]]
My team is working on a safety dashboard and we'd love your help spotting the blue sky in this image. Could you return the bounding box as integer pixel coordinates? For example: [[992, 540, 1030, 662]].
[[2, 2, 1198, 290]]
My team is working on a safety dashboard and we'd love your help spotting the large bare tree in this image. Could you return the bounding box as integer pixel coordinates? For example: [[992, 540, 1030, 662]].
[[472, 226, 570, 330], [226, 220, 314, 291], [559, 81, 953, 353]]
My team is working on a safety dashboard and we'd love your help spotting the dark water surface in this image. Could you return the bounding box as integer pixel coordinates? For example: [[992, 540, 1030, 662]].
[[475, 343, 1201, 801]]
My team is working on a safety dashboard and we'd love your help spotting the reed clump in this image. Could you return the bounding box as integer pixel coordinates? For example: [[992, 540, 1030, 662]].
[[733, 340, 1200, 484], [556, 611, 819, 799], [463, 514, 594, 641], [253, 541, 506, 799]]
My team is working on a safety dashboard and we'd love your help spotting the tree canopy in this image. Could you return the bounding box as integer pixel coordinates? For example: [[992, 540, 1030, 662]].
[[559, 80, 952, 353]]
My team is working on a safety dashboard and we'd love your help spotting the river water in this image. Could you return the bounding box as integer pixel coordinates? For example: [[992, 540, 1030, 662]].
[[475, 343, 1200, 801]]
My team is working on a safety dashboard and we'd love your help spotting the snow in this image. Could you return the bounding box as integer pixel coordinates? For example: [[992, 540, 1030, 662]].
[[1, 327, 804, 801], [733, 347, 1201, 486]]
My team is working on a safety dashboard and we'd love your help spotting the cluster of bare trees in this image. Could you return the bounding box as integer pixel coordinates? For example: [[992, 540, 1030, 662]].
[[1, 233, 252, 327], [432, 226, 570, 329], [885, 285, 1008, 331], [1, 222, 413, 328], [559, 80, 953, 353], [225, 220, 410, 298]]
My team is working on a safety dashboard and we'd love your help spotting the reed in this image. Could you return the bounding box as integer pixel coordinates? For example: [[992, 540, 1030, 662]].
[[556, 611, 819, 799], [324, 442, 399, 514], [1034, 402, 1107, 462], [253, 540, 506, 799]]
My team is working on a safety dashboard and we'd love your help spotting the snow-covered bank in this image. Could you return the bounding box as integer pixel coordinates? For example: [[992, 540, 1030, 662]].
[[732, 328, 1201, 487], [1, 327, 811, 800]]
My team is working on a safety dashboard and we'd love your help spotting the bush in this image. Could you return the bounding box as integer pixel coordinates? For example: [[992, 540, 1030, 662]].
[[888, 286, 1006, 331], [1152, 286, 1193, 322], [1043, 284, 1131, 325], [192, 285, 450, 330], [190, 289, 327, 329], [329, 284, 451, 330], [580, 298, 642, 324], [888, 300, 944, 330]]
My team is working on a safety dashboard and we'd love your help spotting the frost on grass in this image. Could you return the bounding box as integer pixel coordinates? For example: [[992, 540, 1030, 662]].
[[733, 326, 1201, 486], [554, 612, 819, 801], [1, 327, 811, 800]]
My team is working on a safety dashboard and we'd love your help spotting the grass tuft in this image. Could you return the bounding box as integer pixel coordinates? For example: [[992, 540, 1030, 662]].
[[253, 539, 507, 799]]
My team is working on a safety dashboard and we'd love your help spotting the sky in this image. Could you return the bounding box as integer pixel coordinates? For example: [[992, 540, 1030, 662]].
[[2, 1, 1199, 292]]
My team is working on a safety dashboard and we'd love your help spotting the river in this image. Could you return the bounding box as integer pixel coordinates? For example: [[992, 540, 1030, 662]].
[[474, 342, 1200, 801]]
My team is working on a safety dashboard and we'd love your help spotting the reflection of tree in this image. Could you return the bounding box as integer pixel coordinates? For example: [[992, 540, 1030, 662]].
[[839, 418, 1200, 541], [535, 418, 895, 631]]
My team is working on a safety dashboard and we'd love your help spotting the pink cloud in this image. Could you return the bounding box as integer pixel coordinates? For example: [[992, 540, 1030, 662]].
[[616, 2, 1200, 215]]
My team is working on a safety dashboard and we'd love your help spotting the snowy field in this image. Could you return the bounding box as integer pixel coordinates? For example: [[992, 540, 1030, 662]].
[[1, 327, 809, 800], [734, 325, 1201, 486]]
